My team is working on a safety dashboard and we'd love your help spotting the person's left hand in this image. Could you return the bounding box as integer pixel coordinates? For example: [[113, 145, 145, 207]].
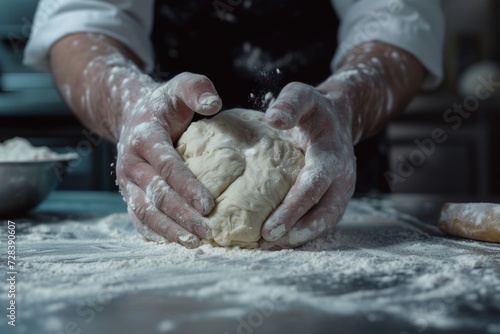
[[260, 82, 357, 249]]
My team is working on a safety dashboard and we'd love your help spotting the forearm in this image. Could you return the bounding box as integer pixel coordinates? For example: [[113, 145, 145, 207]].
[[49, 33, 158, 143], [317, 41, 425, 144]]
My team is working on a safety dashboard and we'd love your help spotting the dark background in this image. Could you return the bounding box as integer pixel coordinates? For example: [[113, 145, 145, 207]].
[[0, 0, 499, 195]]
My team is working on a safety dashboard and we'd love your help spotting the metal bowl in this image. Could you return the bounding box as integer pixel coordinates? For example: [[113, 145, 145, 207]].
[[0, 158, 74, 217]]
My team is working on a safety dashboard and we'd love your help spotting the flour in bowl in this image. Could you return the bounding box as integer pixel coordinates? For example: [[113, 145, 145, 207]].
[[0, 137, 76, 162]]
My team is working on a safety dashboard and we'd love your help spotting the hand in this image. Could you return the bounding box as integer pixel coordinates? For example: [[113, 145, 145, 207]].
[[116, 72, 222, 248], [260, 82, 357, 249]]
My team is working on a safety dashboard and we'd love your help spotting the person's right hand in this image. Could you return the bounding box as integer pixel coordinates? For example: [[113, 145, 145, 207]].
[[116, 72, 222, 248]]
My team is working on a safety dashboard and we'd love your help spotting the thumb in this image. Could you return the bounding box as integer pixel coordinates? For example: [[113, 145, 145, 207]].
[[169, 72, 222, 116], [265, 82, 318, 130]]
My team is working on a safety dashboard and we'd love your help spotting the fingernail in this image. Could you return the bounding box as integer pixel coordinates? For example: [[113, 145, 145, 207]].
[[178, 234, 200, 249], [193, 197, 214, 215], [198, 92, 220, 107], [267, 223, 286, 241], [193, 200, 205, 214]]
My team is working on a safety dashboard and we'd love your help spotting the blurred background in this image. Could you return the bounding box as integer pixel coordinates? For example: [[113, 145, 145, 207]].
[[0, 0, 499, 195], [0, 0, 119, 191], [387, 0, 500, 195]]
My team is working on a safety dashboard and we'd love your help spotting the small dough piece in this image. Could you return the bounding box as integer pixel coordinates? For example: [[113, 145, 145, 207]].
[[176, 109, 305, 248], [438, 203, 500, 243]]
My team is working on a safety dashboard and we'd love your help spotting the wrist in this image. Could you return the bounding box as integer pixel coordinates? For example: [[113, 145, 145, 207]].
[[96, 61, 159, 142], [113, 79, 160, 142], [319, 42, 426, 145], [316, 71, 365, 144], [50, 33, 156, 144]]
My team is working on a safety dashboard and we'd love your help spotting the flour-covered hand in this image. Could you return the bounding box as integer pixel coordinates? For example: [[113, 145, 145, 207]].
[[260, 82, 357, 249], [50, 34, 225, 248], [116, 72, 222, 248], [259, 41, 427, 249]]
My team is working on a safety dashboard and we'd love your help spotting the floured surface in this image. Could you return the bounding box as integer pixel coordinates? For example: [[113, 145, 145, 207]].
[[2, 198, 500, 333]]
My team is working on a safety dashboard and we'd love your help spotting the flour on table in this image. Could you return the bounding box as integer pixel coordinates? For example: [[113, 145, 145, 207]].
[[176, 109, 304, 248], [0, 137, 76, 162], [5, 198, 500, 333]]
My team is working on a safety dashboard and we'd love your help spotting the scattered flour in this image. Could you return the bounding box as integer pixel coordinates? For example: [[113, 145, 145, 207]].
[[2, 198, 499, 333], [0, 137, 77, 162]]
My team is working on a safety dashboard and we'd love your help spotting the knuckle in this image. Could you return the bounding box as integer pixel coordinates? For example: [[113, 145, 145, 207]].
[[285, 81, 310, 94], [176, 177, 200, 201], [132, 202, 149, 224], [159, 156, 176, 181], [148, 181, 169, 208], [175, 72, 203, 86], [128, 134, 145, 152], [147, 85, 172, 112], [121, 159, 140, 179], [187, 72, 209, 84], [285, 81, 302, 90], [176, 72, 212, 92], [163, 224, 177, 240], [175, 71, 195, 81], [133, 218, 162, 242]]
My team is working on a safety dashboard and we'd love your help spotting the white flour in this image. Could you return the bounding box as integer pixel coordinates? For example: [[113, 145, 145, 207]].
[[0, 137, 76, 162], [2, 198, 499, 333]]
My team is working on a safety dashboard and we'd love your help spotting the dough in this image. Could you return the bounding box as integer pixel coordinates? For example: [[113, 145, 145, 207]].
[[438, 203, 500, 243], [176, 109, 305, 248]]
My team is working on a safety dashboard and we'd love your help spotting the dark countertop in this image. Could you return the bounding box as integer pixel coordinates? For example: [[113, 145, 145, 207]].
[[1, 191, 499, 334]]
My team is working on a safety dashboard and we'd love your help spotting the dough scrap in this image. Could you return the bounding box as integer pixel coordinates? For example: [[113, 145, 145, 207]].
[[176, 109, 305, 248], [438, 202, 500, 243]]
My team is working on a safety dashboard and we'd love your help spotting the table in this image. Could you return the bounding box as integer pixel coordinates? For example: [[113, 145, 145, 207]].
[[0, 191, 499, 334]]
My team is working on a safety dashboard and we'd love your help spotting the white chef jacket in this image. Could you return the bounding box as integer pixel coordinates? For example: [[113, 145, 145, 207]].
[[23, 0, 445, 89]]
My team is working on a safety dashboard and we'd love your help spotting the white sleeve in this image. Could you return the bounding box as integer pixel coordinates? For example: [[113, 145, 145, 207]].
[[331, 0, 445, 89], [23, 0, 155, 72]]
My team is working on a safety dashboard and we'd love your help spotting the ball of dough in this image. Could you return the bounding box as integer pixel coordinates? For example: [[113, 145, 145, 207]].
[[176, 109, 305, 248], [438, 203, 500, 243]]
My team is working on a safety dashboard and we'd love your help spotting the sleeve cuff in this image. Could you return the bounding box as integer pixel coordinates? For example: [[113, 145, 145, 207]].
[[332, 0, 445, 90], [23, 6, 154, 72]]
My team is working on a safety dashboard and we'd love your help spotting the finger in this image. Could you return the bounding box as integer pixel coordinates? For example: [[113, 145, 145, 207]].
[[124, 181, 201, 248], [259, 212, 330, 250], [128, 207, 167, 244], [129, 122, 215, 215], [261, 145, 335, 242], [123, 159, 212, 239], [168, 72, 222, 115], [260, 183, 351, 249], [265, 82, 319, 130]]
